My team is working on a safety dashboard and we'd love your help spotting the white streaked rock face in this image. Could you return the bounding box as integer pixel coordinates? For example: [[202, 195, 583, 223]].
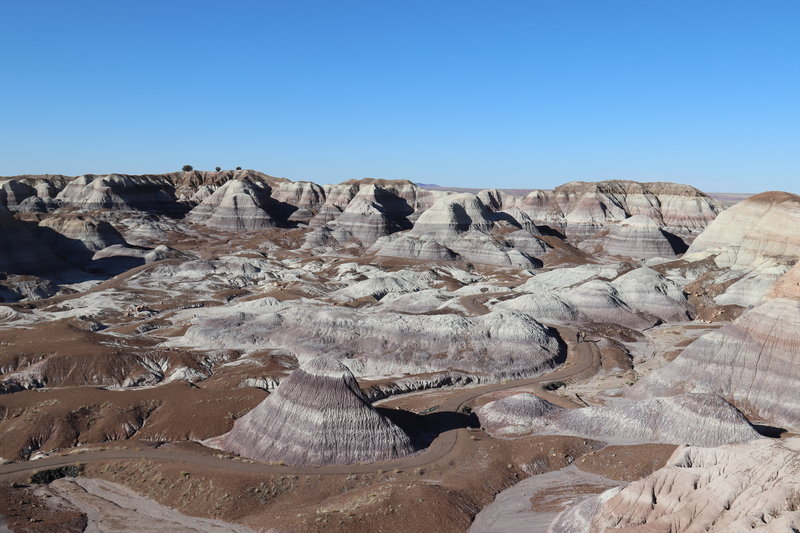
[[513, 181, 721, 241], [173, 302, 564, 379], [207, 357, 415, 465], [580, 215, 683, 259], [631, 296, 800, 429], [610, 267, 692, 323], [373, 193, 545, 268], [270, 180, 326, 223], [186, 178, 279, 231], [550, 437, 800, 533], [686, 191, 800, 268], [476, 393, 760, 447], [304, 184, 413, 247], [56, 174, 180, 214], [497, 265, 691, 328]]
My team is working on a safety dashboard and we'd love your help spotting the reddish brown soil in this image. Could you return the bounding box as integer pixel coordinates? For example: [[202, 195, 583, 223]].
[[575, 443, 677, 481], [0, 383, 265, 461], [0, 486, 87, 533]]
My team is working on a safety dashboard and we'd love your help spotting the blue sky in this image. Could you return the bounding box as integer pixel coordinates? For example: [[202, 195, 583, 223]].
[[1, 1, 798, 192]]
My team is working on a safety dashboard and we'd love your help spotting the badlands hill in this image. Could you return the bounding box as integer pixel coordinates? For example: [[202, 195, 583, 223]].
[[550, 437, 800, 532], [686, 190, 800, 267], [632, 264, 800, 428], [206, 357, 415, 465], [1, 169, 794, 533], [476, 392, 759, 447], [630, 193, 800, 429], [0, 172, 720, 279]]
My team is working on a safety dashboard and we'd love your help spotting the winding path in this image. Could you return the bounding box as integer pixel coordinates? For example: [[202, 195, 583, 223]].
[[0, 327, 598, 479]]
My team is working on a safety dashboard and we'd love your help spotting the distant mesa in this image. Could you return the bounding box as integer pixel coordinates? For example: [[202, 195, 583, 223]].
[[205, 357, 415, 466]]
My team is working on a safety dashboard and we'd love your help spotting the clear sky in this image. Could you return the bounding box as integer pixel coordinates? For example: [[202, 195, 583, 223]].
[[1, 1, 798, 192]]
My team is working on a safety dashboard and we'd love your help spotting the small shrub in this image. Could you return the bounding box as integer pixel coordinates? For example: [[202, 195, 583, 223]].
[[215, 166, 221, 172], [182, 164, 193, 172], [235, 166, 242, 170], [30, 465, 82, 484]]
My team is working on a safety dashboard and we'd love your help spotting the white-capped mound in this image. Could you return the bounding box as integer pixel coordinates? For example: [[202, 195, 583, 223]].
[[475, 393, 564, 436], [494, 293, 581, 322], [410, 193, 495, 236], [477, 393, 760, 447], [207, 357, 415, 466], [610, 266, 692, 323]]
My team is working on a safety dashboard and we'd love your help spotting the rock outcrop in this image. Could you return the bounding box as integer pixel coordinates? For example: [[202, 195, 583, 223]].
[[308, 179, 444, 230], [35, 477, 258, 533], [685, 191, 800, 268], [56, 174, 181, 214], [173, 300, 564, 379], [172, 168, 281, 202], [579, 214, 685, 259], [186, 178, 279, 231], [0, 175, 69, 209], [37, 215, 127, 263], [508, 180, 722, 241], [304, 184, 413, 247], [550, 437, 800, 533], [476, 393, 759, 447], [497, 265, 691, 328], [207, 357, 415, 465], [632, 295, 800, 429], [270, 180, 326, 223], [373, 193, 545, 268]]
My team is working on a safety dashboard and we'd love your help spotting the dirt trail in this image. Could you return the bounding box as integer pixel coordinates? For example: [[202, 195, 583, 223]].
[[0, 327, 597, 479]]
